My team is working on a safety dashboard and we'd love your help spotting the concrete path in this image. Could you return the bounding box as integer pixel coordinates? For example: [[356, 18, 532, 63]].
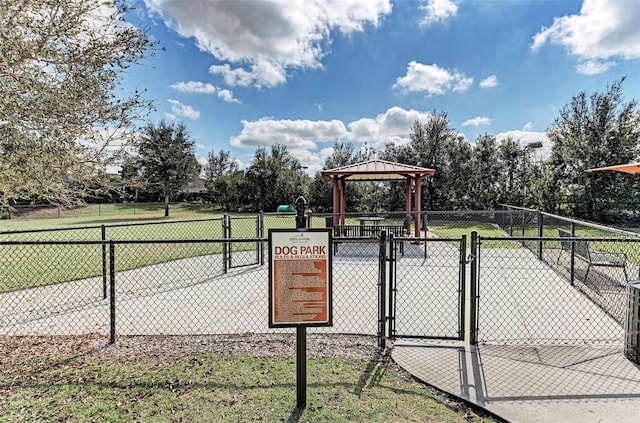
[[391, 246, 640, 423], [3, 240, 640, 422], [392, 340, 640, 423]]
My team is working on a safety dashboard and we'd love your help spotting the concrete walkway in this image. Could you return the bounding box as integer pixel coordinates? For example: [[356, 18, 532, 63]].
[[4, 239, 640, 422], [392, 340, 640, 423], [391, 246, 640, 423]]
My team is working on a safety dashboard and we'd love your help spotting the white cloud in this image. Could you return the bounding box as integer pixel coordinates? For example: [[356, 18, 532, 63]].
[[171, 80, 240, 103], [479, 75, 498, 88], [348, 107, 434, 148], [229, 107, 437, 165], [394, 62, 473, 96], [217, 89, 240, 103], [576, 60, 616, 75], [522, 122, 534, 131], [496, 130, 551, 160], [171, 81, 216, 94], [531, 0, 640, 71], [230, 118, 347, 150], [462, 116, 491, 127], [167, 99, 200, 120], [146, 0, 392, 88], [419, 0, 458, 26]]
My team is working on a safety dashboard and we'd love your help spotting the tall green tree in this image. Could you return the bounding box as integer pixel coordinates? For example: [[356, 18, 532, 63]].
[[244, 144, 306, 211], [497, 137, 525, 205], [408, 112, 458, 209], [442, 135, 473, 209], [137, 120, 201, 217], [547, 78, 639, 220], [471, 134, 501, 209], [204, 150, 241, 211], [0, 0, 155, 211]]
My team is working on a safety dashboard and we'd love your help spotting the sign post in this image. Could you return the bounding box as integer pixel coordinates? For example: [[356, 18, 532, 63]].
[[268, 223, 332, 409]]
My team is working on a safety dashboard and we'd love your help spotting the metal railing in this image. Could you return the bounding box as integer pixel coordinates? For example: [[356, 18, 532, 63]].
[[3, 207, 640, 348]]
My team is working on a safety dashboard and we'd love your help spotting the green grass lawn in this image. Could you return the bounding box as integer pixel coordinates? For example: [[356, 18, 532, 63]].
[[0, 351, 493, 422], [5, 205, 639, 292]]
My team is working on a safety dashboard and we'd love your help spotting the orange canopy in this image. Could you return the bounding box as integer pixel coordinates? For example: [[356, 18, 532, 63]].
[[585, 162, 640, 175]]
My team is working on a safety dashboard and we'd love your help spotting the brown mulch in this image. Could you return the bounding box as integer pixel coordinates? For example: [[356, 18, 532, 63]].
[[0, 333, 381, 362]]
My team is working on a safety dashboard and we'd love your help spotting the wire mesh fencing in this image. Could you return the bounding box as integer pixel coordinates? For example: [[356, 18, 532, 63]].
[[0, 237, 388, 343], [389, 236, 466, 341], [3, 207, 640, 348]]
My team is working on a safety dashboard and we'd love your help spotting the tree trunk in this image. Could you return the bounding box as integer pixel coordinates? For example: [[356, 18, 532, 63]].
[[164, 195, 169, 217]]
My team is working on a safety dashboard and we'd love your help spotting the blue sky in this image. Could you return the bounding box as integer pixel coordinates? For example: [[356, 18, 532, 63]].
[[122, 0, 640, 172]]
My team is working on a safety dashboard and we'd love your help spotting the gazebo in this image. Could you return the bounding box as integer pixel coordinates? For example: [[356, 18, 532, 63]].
[[321, 160, 436, 237], [586, 162, 640, 174]]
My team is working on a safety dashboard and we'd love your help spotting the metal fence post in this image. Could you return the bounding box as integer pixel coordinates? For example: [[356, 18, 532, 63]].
[[387, 233, 396, 339], [378, 230, 387, 350], [101, 225, 107, 299], [538, 210, 543, 260], [255, 213, 260, 265], [470, 231, 478, 345], [109, 241, 116, 345], [222, 213, 228, 274], [259, 210, 265, 266], [570, 222, 576, 286], [459, 234, 466, 341]]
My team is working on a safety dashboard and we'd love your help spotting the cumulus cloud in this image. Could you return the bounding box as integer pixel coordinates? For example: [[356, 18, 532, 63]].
[[479, 75, 498, 88], [171, 80, 240, 103], [496, 130, 551, 160], [394, 62, 473, 96], [522, 122, 534, 131], [230, 106, 438, 166], [531, 0, 640, 73], [419, 0, 458, 26], [167, 99, 200, 120], [230, 117, 347, 150], [462, 116, 491, 127], [145, 0, 392, 88], [171, 81, 216, 94], [348, 107, 434, 147], [576, 60, 616, 75]]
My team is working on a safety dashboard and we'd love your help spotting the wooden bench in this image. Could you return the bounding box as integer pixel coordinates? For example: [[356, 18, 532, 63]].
[[557, 228, 628, 282], [329, 224, 408, 254]]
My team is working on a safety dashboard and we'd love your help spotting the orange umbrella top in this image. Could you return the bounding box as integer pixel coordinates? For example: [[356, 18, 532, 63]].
[[585, 162, 640, 175]]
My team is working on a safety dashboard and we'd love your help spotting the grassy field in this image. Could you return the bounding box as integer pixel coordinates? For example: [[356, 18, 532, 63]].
[[0, 205, 530, 293], [11, 205, 640, 292], [0, 349, 494, 422]]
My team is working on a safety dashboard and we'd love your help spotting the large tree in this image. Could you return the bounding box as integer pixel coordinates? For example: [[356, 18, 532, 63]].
[[204, 150, 242, 211], [0, 0, 155, 211], [136, 121, 201, 217], [407, 113, 458, 209], [244, 144, 307, 212], [546, 78, 640, 220]]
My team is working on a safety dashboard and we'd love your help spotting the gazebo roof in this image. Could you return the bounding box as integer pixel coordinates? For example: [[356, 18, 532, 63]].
[[321, 159, 436, 181], [586, 162, 640, 175]]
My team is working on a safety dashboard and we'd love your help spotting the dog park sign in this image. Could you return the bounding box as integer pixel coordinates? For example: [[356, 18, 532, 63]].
[[268, 228, 333, 327], [268, 227, 333, 409]]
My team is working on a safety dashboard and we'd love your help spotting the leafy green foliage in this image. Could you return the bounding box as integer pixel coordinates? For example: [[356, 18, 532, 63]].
[[546, 78, 640, 221], [136, 121, 201, 216], [0, 0, 155, 210]]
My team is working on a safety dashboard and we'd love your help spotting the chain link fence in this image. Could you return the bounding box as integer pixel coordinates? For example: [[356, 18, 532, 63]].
[[2, 207, 639, 347]]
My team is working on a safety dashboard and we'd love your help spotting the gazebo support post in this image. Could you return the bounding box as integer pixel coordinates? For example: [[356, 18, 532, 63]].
[[415, 175, 422, 237], [405, 179, 412, 222], [332, 176, 339, 229], [340, 178, 346, 225]]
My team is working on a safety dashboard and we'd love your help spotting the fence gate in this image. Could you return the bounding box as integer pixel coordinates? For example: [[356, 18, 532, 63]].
[[223, 214, 262, 269], [388, 235, 467, 341]]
